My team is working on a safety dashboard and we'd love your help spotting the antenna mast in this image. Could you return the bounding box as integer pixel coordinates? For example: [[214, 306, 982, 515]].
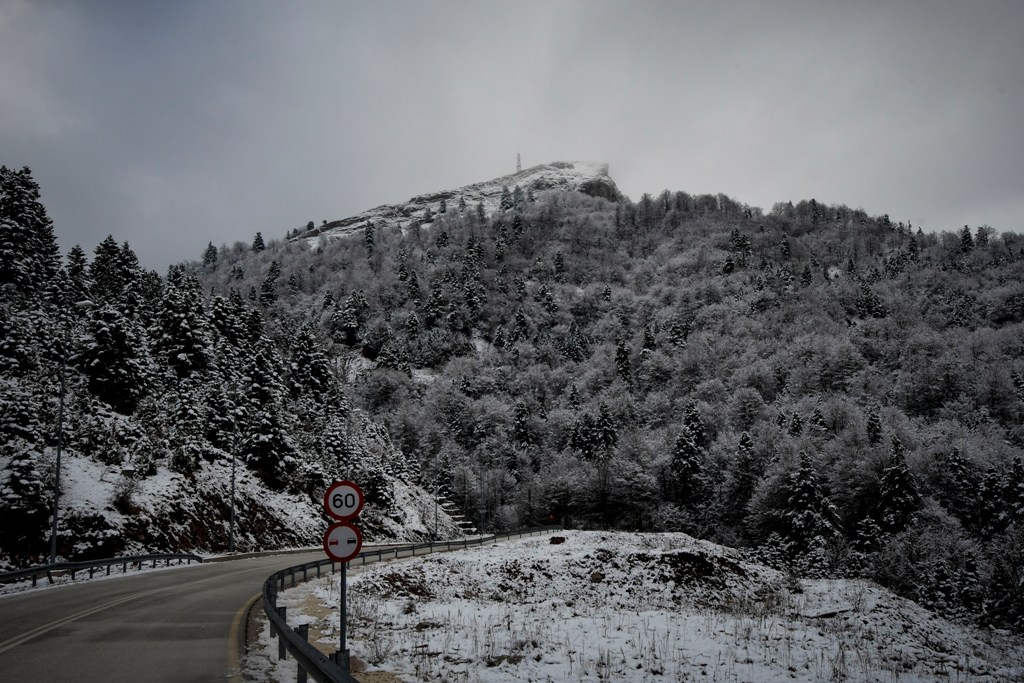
[[516, 152, 522, 173]]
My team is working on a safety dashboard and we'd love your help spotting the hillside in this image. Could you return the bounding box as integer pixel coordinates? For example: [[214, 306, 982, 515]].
[[2, 160, 1023, 633], [256, 531, 1024, 682], [193, 160, 1024, 633], [0, 164, 464, 570]]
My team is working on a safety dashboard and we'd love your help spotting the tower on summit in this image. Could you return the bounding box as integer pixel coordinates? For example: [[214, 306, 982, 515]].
[[516, 152, 522, 173]]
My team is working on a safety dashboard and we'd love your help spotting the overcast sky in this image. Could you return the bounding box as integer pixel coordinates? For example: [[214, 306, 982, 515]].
[[2, 1, 1022, 271]]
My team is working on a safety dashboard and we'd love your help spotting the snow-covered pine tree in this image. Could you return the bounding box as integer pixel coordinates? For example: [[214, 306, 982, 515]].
[[671, 427, 704, 504], [0, 166, 60, 298], [876, 435, 921, 534], [683, 401, 708, 450], [80, 304, 150, 414], [500, 185, 513, 212], [779, 451, 841, 555]]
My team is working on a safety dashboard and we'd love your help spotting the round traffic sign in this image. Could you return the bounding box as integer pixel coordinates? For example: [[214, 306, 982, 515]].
[[324, 481, 365, 520], [323, 521, 363, 562]]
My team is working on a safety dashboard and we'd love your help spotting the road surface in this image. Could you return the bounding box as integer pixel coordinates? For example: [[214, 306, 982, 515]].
[[0, 551, 323, 683]]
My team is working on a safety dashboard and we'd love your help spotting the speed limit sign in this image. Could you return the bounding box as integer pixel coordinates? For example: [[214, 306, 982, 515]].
[[324, 481, 365, 521]]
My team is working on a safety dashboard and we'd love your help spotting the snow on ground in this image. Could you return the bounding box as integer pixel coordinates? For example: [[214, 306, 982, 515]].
[[254, 531, 1024, 682]]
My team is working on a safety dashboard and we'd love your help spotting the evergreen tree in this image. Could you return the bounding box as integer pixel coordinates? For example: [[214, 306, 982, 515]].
[[866, 407, 883, 446], [683, 401, 708, 450], [671, 428, 704, 504], [959, 225, 974, 254], [80, 304, 150, 414], [788, 412, 804, 437], [0, 165, 59, 297], [438, 198, 447, 214], [876, 436, 921, 534], [152, 267, 211, 379], [252, 232, 265, 252], [512, 401, 532, 446], [90, 235, 128, 306], [202, 241, 218, 267], [1004, 457, 1024, 524], [597, 403, 617, 450], [568, 384, 581, 410], [364, 222, 375, 256], [66, 244, 91, 304], [512, 185, 525, 211], [934, 447, 980, 526], [809, 406, 828, 435], [499, 186, 513, 212], [779, 451, 841, 554], [424, 285, 446, 328], [615, 341, 631, 384], [259, 260, 280, 306], [722, 432, 758, 525], [458, 195, 467, 213], [288, 326, 334, 399], [334, 295, 360, 346]]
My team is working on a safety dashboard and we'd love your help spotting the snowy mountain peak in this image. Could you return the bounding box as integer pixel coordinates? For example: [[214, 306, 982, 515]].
[[296, 160, 621, 245]]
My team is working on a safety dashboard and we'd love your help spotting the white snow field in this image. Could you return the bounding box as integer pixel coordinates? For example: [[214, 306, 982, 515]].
[[249, 531, 1023, 682]]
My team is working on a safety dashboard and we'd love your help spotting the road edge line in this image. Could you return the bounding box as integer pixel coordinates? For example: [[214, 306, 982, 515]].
[[227, 591, 262, 683]]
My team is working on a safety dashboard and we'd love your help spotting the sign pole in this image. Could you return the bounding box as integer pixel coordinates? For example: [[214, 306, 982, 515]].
[[323, 480, 364, 675], [339, 562, 348, 672]]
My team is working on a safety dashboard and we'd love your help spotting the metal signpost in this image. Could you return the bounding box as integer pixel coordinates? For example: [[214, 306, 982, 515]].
[[322, 481, 365, 674]]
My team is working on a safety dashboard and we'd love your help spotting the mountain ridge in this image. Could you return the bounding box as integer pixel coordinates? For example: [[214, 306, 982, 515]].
[[294, 160, 621, 244]]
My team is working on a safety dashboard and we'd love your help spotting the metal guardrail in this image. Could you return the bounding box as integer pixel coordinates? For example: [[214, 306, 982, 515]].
[[0, 553, 204, 588], [263, 526, 563, 683]]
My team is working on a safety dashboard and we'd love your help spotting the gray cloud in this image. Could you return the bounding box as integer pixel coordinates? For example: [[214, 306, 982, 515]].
[[1, 0, 1022, 270]]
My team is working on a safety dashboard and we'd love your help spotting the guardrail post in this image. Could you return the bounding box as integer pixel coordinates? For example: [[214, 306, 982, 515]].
[[295, 624, 309, 683], [277, 606, 287, 660]]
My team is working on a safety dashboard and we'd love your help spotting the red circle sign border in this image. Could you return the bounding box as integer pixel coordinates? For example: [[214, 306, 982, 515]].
[[323, 521, 364, 563], [324, 480, 366, 521]]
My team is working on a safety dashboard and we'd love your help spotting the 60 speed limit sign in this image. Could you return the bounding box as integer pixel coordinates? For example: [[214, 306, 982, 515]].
[[324, 481, 365, 521]]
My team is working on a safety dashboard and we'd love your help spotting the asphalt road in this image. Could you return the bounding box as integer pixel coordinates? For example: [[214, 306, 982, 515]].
[[0, 551, 324, 683]]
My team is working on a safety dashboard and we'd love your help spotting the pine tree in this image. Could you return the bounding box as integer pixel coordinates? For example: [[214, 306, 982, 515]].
[[90, 235, 128, 306], [568, 384, 581, 410], [152, 267, 211, 379], [866, 407, 883, 446], [425, 285, 446, 329], [684, 401, 708, 450], [597, 403, 617, 450], [500, 185, 513, 212], [512, 401, 532, 446], [1004, 457, 1024, 524], [788, 413, 804, 437], [934, 447, 979, 526], [259, 260, 280, 306], [615, 341, 631, 384], [671, 428, 704, 504], [512, 185, 525, 211], [202, 241, 218, 267], [721, 432, 759, 526], [458, 196, 467, 213], [959, 225, 974, 254], [252, 232, 265, 252], [778, 451, 841, 554], [876, 436, 921, 534], [0, 165, 59, 297], [438, 198, 447, 214], [81, 304, 150, 414], [334, 295, 360, 346], [288, 326, 334, 399], [809, 406, 828, 435], [364, 222, 375, 257], [66, 244, 91, 304]]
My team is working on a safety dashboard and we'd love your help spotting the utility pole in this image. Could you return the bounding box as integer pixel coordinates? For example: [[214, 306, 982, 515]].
[[49, 299, 92, 565]]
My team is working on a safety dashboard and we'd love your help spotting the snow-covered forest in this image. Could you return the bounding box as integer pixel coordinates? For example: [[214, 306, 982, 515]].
[[2, 161, 1023, 632]]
